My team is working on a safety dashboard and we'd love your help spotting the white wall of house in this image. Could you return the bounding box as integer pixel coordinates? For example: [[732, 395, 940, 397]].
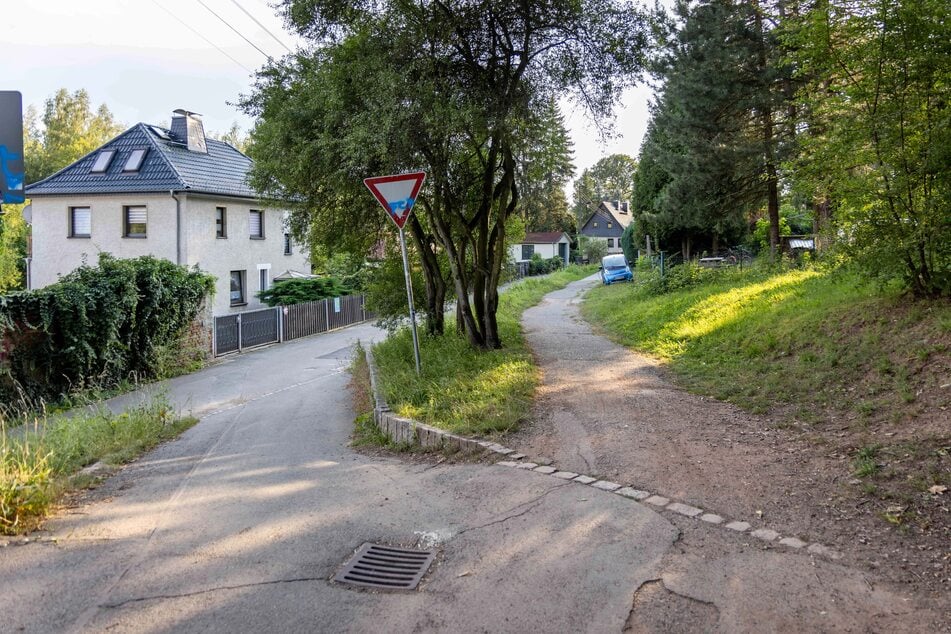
[[510, 239, 570, 263], [30, 193, 177, 289], [180, 194, 309, 315], [29, 192, 310, 316], [587, 236, 623, 254]]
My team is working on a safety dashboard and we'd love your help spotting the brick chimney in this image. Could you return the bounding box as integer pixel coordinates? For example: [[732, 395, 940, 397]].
[[170, 109, 207, 153]]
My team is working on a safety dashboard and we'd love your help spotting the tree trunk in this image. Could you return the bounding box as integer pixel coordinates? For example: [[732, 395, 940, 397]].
[[407, 215, 445, 336]]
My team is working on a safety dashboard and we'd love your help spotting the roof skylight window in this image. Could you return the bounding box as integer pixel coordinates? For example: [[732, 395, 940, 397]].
[[90, 150, 116, 173], [123, 149, 148, 172]]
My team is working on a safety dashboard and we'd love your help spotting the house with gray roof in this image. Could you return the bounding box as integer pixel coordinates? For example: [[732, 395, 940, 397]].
[[25, 109, 309, 315], [579, 201, 633, 255]]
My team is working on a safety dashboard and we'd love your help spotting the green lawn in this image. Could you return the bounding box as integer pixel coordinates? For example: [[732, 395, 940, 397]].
[[581, 265, 951, 422], [372, 266, 597, 436]]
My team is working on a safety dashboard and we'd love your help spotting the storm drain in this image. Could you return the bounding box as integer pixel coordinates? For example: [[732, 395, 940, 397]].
[[334, 543, 435, 591]]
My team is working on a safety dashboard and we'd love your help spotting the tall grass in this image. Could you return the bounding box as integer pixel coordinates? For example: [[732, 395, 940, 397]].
[[373, 266, 597, 436], [0, 398, 197, 534]]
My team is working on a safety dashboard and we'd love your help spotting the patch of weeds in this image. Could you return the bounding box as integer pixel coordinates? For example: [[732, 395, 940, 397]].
[[856, 400, 877, 418], [0, 397, 196, 535], [853, 444, 881, 478], [351, 413, 390, 448]]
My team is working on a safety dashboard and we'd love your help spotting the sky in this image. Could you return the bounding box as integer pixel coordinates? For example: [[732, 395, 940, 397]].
[[5, 0, 657, 181]]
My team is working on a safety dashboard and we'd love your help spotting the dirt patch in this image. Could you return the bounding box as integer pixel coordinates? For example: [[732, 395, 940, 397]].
[[511, 279, 950, 607], [625, 579, 720, 633]]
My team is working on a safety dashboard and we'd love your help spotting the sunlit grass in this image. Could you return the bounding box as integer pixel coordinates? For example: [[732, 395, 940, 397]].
[[373, 266, 597, 436], [0, 398, 197, 534], [582, 265, 951, 417]]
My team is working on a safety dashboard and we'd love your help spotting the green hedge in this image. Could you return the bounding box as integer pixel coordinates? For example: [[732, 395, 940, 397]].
[[0, 255, 214, 407], [257, 277, 352, 306]]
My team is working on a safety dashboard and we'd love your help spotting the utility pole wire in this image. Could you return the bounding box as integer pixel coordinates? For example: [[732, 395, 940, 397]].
[[228, 0, 294, 53], [151, 0, 253, 73], [196, 0, 273, 61]]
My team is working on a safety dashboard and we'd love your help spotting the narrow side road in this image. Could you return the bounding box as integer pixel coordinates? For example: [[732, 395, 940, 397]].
[[512, 274, 949, 632]]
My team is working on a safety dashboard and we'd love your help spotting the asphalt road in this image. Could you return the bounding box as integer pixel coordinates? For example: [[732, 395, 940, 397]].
[[0, 322, 678, 633]]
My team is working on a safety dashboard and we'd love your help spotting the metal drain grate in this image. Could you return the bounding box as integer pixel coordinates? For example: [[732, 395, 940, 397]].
[[334, 543, 435, 591]]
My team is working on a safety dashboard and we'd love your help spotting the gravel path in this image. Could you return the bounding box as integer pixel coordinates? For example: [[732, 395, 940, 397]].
[[512, 274, 949, 632]]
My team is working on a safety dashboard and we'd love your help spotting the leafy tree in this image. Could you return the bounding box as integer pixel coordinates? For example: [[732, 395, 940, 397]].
[[572, 153, 637, 229], [515, 99, 575, 233], [0, 205, 29, 292], [209, 122, 250, 154], [785, 0, 951, 296], [24, 89, 124, 184], [243, 1, 649, 348]]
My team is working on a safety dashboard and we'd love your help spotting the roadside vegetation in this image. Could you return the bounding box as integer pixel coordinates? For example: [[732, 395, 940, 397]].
[[582, 260, 950, 515], [371, 266, 596, 436], [0, 398, 197, 535]]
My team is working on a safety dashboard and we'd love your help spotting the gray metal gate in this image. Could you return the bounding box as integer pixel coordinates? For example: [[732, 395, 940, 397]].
[[214, 295, 369, 356], [214, 307, 280, 356]]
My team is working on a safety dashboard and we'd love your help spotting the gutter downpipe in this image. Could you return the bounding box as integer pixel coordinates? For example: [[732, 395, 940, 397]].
[[171, 191, 182, 265]]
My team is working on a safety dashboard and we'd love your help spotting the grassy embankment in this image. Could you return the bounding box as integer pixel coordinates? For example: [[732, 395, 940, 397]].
[[1, 399, 197, 535], [370, 265, 597, 437], [581, 264, 950, 502]]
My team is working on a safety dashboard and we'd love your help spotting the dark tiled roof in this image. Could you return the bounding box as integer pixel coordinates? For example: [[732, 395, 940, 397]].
[[522, 231, 569, 244], [26, 123, 256, 198]]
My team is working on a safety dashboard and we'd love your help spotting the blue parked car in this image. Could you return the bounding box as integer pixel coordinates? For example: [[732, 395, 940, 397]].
[[600, 254, 633, 284]]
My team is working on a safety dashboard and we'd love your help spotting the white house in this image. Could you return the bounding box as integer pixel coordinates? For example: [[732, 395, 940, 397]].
[[510, 231, 571, 266], [25, 109, 309, 316]]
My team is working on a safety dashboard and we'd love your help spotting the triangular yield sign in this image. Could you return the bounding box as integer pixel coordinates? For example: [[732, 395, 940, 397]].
[[364, 171, 426, 230]]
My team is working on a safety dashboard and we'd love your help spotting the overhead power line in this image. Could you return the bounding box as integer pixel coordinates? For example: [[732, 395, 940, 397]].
[[196, 0, 273, 62], [151, 0, 253, 74], [227, 0, 293, 53]]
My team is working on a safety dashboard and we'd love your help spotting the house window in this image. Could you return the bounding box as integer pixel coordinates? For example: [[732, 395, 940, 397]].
[[249, 210, 264, 239], [230, 270, 246, 305], [521, 244, 535, 260], [123, 149, 147, 172], [607, 238, 614, 248], [608, 222, 613, 229], [216, 207, 227, 238], [124, 205, 147, 237], [259, 268, 269, 293], [592, 221, 598, 228], [283, 233, 292, 255], [69, 207, 91, 238], [90, 150, 115, 173]]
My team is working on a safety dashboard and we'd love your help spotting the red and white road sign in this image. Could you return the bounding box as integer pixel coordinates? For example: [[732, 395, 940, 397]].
[[364, 171, 426, 230]]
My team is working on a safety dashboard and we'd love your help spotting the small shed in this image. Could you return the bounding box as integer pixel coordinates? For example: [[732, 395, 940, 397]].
[[510, 231, 571, 266]]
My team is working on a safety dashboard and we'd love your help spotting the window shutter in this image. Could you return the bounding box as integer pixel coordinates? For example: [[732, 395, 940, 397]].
[[249, 210, 262, 237], [127, 207, 147, 225], [72, 208, 91, 236]]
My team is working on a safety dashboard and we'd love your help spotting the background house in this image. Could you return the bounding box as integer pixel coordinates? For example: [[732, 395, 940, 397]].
[[25, 109, 309, 316], [510, 231, 571, 268], [579, 201, 632, 254]]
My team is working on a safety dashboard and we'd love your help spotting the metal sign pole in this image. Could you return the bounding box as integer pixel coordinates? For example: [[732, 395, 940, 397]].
[[399, 228, 422, 375]]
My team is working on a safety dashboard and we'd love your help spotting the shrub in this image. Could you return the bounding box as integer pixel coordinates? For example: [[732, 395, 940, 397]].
[[0, 255, 214, 408], [257, 277, 352, 306], [582, 237, 608, 263]]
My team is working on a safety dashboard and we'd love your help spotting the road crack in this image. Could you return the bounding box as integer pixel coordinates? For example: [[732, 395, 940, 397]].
[[100, 576, 327, 609], [457, 482, 571, 535]]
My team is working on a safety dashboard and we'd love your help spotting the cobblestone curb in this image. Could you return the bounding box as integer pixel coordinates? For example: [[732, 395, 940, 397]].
[[365, 346, 485, 454], [362, 344, 841, 561]]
